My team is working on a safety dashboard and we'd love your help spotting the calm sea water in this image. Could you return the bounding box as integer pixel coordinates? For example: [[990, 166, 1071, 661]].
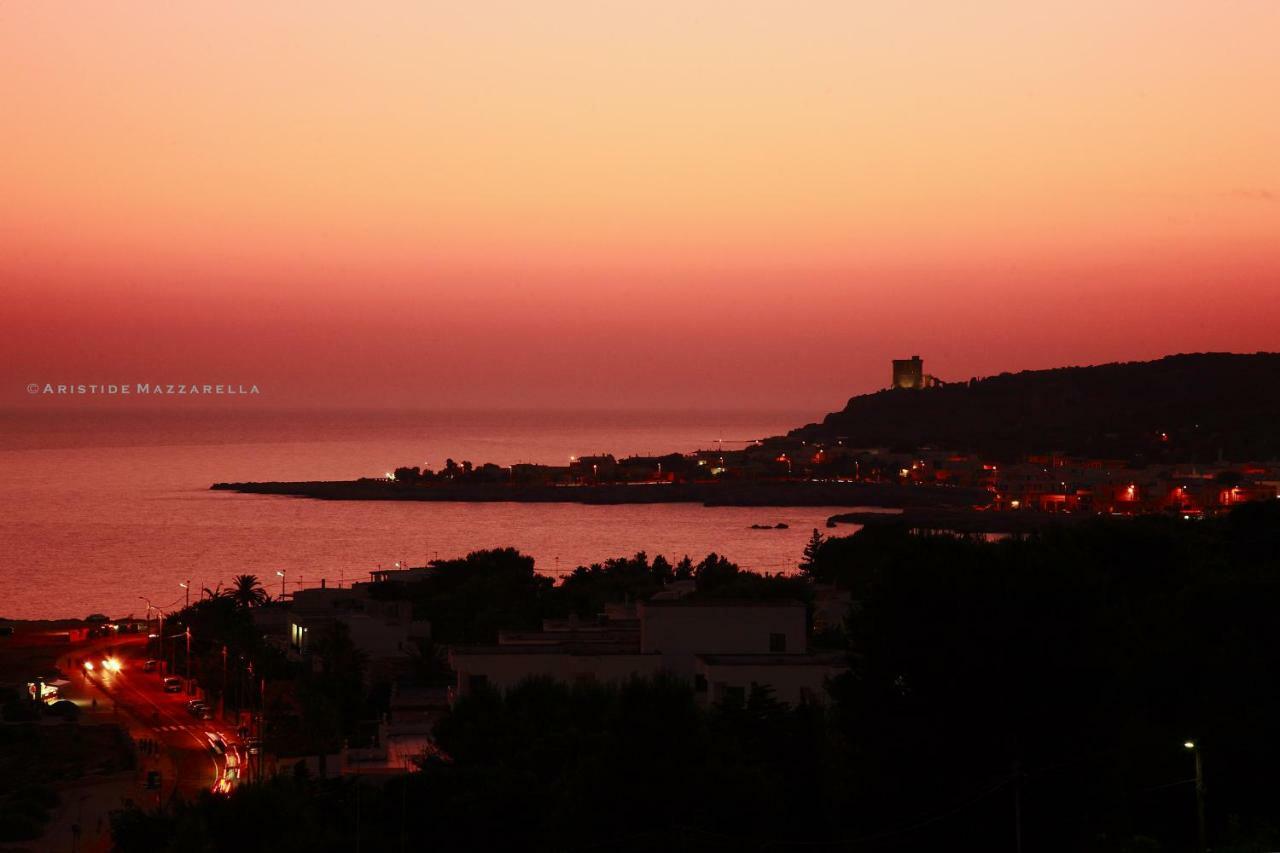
[[0, 407, 852, 620]]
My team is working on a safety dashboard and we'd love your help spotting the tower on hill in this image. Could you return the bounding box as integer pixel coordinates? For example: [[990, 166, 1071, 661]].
[[892, 355, 925, 390]]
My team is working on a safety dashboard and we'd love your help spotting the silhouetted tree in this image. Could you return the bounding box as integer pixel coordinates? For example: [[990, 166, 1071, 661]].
[[225, 574, 269, 608], [799, 528, 825, 574]]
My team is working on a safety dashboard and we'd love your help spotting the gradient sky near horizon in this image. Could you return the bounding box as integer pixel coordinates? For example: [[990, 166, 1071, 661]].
[[3, 1, 1277, 411]]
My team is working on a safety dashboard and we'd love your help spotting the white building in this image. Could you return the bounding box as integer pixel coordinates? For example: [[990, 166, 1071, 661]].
[[449, 597, 844, 707], [285, 585, 431, 678], [639, 599, 807, 676]]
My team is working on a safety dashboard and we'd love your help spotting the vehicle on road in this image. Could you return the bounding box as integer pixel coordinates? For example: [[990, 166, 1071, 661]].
[[45, 699, 79, 720], [205, 732, 227, 755], [163, 677, 183, 693], [143, 659, 157, 672]]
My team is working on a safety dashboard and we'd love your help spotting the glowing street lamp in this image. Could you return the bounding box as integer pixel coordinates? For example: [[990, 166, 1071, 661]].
[[180, 580, 191, 609], [276, 570, 286, 602], [1184, 740, 1207, 853]]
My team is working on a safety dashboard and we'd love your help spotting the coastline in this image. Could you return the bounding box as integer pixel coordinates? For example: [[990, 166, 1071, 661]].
[[211, 479, 990, 508], [826, 506, 1102, 533]]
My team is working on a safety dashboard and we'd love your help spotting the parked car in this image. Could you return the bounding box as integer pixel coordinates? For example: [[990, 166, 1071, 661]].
[[45, 699, 79, 720], [142, 659, 157, 672], [163, 677, 183, 693], [245, 737, 262, 755], [186, 700, 207, 716]]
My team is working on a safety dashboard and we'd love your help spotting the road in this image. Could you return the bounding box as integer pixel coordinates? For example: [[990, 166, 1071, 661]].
[[60, 632, 246, 805]]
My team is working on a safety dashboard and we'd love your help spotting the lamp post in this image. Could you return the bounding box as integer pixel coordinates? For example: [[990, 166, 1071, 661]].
[[157, 611, 165, 675], [276, 570, 286, 602], [138, 597, 154, 645], [180, 580, 190, 609], [1184, 741, 1206, 853], [220, 645, 228, 719]]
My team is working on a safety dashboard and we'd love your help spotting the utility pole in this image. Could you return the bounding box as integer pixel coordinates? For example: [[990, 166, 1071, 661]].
[[258, 676, 266, 783], [185, 626, 192, 692], [1185, 741, 1207, 853], [1012, 760, 1023, 853], [220, 645, 228, 719], [1194, 746, 1207, 853]]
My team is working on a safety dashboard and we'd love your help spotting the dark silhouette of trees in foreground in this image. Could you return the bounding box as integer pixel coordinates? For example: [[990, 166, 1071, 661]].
[[114, 502, 1280, 852], [366, 547, 810, 646]]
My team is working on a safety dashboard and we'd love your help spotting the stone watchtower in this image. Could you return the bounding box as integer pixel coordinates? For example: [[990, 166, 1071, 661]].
[[892, 355, 925, 390]]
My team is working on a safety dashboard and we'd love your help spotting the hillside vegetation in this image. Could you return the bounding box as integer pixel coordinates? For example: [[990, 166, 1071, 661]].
[[794, 352, 1280, 461]]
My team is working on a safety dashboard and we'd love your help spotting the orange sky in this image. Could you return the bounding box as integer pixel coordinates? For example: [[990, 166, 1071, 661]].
[[3, 2, 1277, 409]]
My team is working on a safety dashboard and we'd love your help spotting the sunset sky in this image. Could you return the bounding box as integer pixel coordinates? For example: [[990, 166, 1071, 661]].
[[3, 1, 1277, 410]]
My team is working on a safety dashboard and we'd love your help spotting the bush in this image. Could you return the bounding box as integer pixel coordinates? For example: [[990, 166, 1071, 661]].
[[9, 785, 58, 811], [1, 701, 38, 723], [0, 807, 46, 842]]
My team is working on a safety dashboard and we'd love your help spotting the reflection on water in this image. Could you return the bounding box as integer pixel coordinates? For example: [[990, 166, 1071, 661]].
[[1, 407, 861, 619]]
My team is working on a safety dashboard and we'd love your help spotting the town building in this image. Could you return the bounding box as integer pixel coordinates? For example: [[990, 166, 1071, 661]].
[[449, 596, 845, 707], [258, 583, 431, 682]]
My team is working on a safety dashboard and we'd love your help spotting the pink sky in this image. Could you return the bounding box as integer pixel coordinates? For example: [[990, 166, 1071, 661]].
[[3, 2, 1277, 410]]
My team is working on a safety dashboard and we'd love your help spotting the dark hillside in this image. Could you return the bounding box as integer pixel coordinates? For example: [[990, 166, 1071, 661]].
[[794, 352, 1280, 461]]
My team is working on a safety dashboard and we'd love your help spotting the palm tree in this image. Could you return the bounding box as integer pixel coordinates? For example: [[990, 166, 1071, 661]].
[[225, 574, 269, 608]]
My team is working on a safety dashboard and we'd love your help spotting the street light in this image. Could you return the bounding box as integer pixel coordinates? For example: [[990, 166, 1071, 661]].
[[138, 597, 155, 646], [180, 580, 190, 609], [1184, 740, 1206, 853], [276, 570, 286, 602]]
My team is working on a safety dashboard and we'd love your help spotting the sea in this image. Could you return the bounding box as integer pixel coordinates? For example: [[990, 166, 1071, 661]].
[[0, 407, 856, 620]]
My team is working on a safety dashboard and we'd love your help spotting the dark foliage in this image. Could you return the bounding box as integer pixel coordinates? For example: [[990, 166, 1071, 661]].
[[367, 547, 553, 644], [114, 504, 1280, 851]]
